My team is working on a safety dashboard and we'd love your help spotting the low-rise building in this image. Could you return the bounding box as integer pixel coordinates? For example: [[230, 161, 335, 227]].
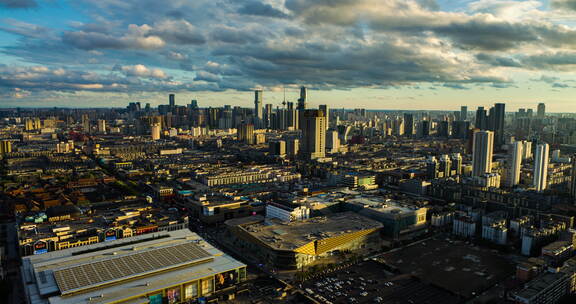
[[193, 165, 300, 187], [482, 222, 508, 245], [343, 197, 427, 240], [186, 193, 265, 225], [18, 202, 188, 256], [542, 241, 574, 267], [510, 257, 576, 304], [431, 211, 454, 227], [453, 215, 476, 238], [225, 212, 382, 270], [265, 202, 310, 223], [22, 229, 246, 304]]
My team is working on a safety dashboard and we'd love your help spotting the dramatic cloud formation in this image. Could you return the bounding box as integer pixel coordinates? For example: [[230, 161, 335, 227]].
[[0, 0, 575, 109]]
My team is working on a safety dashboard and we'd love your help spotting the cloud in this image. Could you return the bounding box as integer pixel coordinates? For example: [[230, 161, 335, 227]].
[[475, 53, 522, 67], [0, 65, 229, 94], [0, 0, 36, 9], [534, 75, 560, 83], [3, 0, 576, 102], [467, 0, 542, 20], [211, 33, 509, 90], [237, 1, 289, 18], [0, 65, 125, 92], [522, 52, 576, 70], [114, 64, 168, 79], [443, 83, 469, 90], [416, 0, 439, 11], [552, 82, 570, 88], [63, 24, 165, 50], [0, 19, 52, 38], [551, 0, 576, 11], [194, 71, 221, 82], [285, 0, 576, 51], [165, 51, 188, 61], [210, 26, 263, 44], [151, 20, 206, 45]]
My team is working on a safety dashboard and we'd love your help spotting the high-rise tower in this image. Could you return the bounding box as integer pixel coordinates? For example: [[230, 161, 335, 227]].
[[492, 103, 506, 147], [570, 154, 576, 202], [533, 143, 549, 192], [300, 109, 326, 160], [254, 90, 263, 124], [472, 130, 494, 176], [507, 141, 523, 187], [319, 105, 329, 130], [169, 94, 175, 109], [297, 86, 307, 110], [475, 106, 487, 130], [460, 106, 468, 121], [537, 103, 546, 119]]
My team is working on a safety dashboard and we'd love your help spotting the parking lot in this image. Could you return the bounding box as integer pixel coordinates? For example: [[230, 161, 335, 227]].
[[302, 260, 460, 304], [380, 237, 514, 298], [219, 276, 297, 304]]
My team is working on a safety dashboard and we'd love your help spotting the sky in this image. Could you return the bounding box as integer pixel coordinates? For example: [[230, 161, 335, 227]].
[[1, 0, 576, 112]]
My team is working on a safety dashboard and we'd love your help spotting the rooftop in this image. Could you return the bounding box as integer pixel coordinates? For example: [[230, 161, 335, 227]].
[[229, 212, 382, 251], [346, 196, 425, 215], [22, 230, 245, 304]]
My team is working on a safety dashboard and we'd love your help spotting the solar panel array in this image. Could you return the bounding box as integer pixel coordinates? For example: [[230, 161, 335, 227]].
[[53, 242, 212, 294]]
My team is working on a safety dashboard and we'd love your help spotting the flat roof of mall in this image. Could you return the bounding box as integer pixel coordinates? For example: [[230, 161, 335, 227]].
[[230, 212, 382, 251], [22, 230, 245, 304], [346, 196, 424, 214]]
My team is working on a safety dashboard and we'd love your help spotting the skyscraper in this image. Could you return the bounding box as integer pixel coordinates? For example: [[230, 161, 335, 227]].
[[419, 120, 430, 137], [404, 113, 414, 136], [460, 106, 468, 121], [254, 90, 263, 126], [493, 103, 506, 147], [269, 140, 286, 156], [439, 154, 452, 178], [474, 107, 488, 130], [97, 119, 106, 134], [570, 154, 576, 202], [393, 119, 405, 136], [450, 153, 462, 176], [264, 104, 273, 128], [169, 94, 175, 109], [0, 140, 12, 155], [300, 109, 326, 159], [319, 105, 329, 130], [297, 86, 307, 110], [507, 141, 523, 188], [82, 114, 90, 134], [326, 130, 340, 153], [287, 138, 299, 157], [151, 123, 161, 140], [238, 123, 255, 145], [533, 143, 549, 192], [426, 156, 439, 179], [537, 103, 546, 119], [286, 102, 298, 130], [472, 130, 494, 177], [522, 141, 533, 160]]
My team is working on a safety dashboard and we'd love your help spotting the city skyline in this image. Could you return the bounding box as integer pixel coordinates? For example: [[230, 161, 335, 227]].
[[1, 1, 576, 111]]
